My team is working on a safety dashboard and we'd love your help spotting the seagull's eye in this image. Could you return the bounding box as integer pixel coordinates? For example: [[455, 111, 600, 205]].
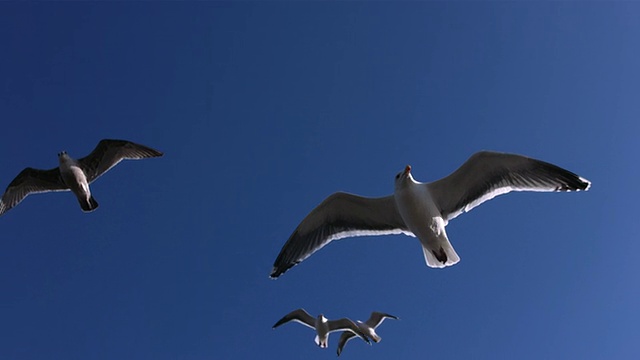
[[395, 174, 400, 179]]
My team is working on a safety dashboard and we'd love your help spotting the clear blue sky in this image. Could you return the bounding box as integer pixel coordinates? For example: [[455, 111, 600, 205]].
[[1, 2, 638, 359]]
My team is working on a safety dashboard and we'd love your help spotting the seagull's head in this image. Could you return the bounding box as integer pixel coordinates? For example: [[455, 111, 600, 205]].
[[394, 165, 414, 189], [318, 314, 327, 323], [57, 151, 70, 163]]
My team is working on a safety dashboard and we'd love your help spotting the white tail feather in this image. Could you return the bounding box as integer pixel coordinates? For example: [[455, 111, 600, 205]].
[[422, 239, 460, 268]]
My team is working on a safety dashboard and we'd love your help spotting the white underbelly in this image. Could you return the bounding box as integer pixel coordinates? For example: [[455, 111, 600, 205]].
[[60, 165, 90, 194], [395, 186, 444, 241]]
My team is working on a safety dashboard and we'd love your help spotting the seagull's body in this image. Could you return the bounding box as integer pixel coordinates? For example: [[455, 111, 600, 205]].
[[273, 308, 370, 349], [270, 151, 591, 278], [0, 139, 163, 216], [58, 151, 97, 211], [337, 312, 398, 356]]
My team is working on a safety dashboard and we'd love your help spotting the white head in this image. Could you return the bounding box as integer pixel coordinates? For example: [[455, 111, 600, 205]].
[[57, 151, 70, 163], [394, 165, 414, 190]]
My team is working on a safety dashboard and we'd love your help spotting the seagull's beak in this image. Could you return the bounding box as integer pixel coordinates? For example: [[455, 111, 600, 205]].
[[404, 165, 411, 175]]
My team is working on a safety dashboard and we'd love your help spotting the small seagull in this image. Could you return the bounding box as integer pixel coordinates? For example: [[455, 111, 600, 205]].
[[337, 312, 398, 356], [273, 308, 371, 349], [0, 139, 163, 216], [270, 151, 591, 278]]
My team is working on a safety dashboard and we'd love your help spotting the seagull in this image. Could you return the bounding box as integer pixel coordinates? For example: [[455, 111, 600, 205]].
[[0, 139, 163, 216], [270, 151, 591, 278], [273, 308, 371, 349], [337, 312, 398, 356]]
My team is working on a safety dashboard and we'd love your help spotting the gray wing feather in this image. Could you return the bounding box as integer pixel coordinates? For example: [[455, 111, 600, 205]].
[[78, 139, 163, 183], [272, 308, 315, 329], [0, 167, 67, 216], [426, 151, 591, 221], [270, 193, 411, 278]]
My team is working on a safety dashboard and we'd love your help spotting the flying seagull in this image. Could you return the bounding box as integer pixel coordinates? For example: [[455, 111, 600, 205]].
[[273, 308, 371, 349], [337, 312, 398, 356], [0, 139, 163, 216], [270, 151, 591, 278]]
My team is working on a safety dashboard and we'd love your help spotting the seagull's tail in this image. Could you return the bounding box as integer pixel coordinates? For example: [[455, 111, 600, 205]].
[[79, 196, 99, 212], [369, 332, 381, 343], [315, 335, 328, 348], [422, 238, 460, 268]]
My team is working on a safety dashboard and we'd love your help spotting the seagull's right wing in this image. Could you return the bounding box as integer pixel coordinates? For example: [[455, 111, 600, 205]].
[[426, 151, 591, 222], [365, 312, 398, 329], [272, 308, 315, 329], [78, 139, 163, 183], [270, 193, 412, 278], [336, 332, 357, 356], [0, 167, 67, 216]]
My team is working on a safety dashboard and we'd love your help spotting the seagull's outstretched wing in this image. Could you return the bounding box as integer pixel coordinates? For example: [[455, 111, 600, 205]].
[[426, 151, 591, 221], [365, 312, 398, 328], [0, 167, 67, 216], [272, 308, 315, 330], [337, 331, 357, 356], [78, 139, 163, 183], [270, 193, 412, 278], [328, 318, 370, 344]]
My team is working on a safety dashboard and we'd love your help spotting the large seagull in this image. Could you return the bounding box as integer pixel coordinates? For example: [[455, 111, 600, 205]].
[[0, 139, 163, 216], [270, 151, 591, 278]]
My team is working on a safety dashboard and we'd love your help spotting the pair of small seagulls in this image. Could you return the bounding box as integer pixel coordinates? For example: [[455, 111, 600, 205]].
[[273, 309, 398, 356], [0, 141, 591, 355]]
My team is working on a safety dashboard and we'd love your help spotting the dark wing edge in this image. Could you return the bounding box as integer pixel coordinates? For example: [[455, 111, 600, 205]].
[[0, 167, 66, 216], [426, 151, 591, 221], [78, 139, 163, 183], [269, 193, 410, 279]]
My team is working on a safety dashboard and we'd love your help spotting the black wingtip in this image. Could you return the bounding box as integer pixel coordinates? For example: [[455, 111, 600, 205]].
[[272, 318, 287, 329], [270, 261, 298, 279], [269, 267, 281, 279]]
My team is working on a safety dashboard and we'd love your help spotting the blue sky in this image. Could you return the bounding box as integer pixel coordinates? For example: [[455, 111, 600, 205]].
[[0, 2, 638, 359]]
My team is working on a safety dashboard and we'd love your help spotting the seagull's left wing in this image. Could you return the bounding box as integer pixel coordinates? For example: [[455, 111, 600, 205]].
[[272, 308, 316, 329], [78, 139, 163, 183], [270, 193, 412, 279], [426, 151, 591, 222], [0, 167, 67, 216]]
